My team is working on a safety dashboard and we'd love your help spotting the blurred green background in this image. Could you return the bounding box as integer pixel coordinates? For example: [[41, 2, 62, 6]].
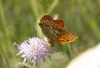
[[0, 0, 100, 68]]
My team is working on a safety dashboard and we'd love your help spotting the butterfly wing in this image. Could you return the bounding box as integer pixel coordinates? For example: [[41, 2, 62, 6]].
[[39, 15, 62, 46], [40, 15, 64, 28], [53, 20, 64, 29], [55, 29, 78, 44], [40, 15, 53, 21]]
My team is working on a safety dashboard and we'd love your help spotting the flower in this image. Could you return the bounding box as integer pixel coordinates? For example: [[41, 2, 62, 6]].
[[16, 36, 52, 65]]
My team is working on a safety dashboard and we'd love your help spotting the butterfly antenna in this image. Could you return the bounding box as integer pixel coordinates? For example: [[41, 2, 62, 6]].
[[55, 45, 59, 50], [54, 45, 64, 55]]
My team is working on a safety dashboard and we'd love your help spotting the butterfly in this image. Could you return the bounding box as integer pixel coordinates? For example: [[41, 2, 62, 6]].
[[39, 15, 78, 47]]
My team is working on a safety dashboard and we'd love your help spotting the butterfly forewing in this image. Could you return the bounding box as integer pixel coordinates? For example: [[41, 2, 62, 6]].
[[55, 29, 78, 44], [53, 20, 64, 29], [40, 15, 53, 22]]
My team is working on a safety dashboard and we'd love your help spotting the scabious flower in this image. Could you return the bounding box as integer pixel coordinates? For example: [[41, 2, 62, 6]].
[[16, 36, 52, 65]]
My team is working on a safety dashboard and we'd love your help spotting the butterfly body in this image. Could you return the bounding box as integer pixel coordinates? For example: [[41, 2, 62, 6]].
[[39, 15, 78, 47]]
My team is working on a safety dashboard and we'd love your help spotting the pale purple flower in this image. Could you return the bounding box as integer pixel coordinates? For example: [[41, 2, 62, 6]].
[[16, 36, 52, 65]]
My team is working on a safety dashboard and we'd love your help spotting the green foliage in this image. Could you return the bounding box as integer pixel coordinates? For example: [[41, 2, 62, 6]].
[[0, 0, 100, 68]]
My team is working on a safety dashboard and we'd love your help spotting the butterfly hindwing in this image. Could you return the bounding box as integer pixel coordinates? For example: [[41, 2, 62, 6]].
[[39, 15, 62, 46]]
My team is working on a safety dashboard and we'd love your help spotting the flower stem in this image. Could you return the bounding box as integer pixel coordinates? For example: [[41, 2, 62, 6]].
[[33, 62, 36, 68]]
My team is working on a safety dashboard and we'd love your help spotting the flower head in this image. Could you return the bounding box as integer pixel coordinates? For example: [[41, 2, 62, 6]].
[[16, 36, 52, 65]]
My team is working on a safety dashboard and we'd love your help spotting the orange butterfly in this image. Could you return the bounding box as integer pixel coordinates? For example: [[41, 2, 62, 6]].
[[39, 15, 78, 47]]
